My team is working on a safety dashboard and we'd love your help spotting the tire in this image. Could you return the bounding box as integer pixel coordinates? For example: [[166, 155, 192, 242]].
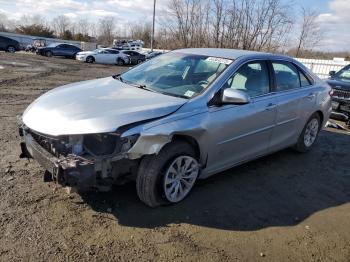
[[293, 113, 321, 153], [73, 53, 77, 59], [86, 56, 95, 63], [137, 59, 143, 64], [7, 46, 16, 53], [116, 58, 124, 66], [136, 141, 199, 207], [46, 51, 53, 57]]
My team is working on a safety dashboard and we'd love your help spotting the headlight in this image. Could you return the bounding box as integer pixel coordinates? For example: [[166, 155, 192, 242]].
[[82, 133, 139, 157], [69, 135, 84, 155], [120, 134, 139, 152]]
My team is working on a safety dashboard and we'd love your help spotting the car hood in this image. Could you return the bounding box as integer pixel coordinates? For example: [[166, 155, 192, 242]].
[[22, 77, 187, 136], [77, 51, 95, 56], [327, 79, 350, 90]]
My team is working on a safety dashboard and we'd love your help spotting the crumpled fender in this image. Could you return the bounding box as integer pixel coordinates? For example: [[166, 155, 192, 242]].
[[127, 134, 172, 159], [125, 112, 208, 163]]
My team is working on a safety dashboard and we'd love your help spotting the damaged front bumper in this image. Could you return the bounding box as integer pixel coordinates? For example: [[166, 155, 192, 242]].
[[19, 127, 96, 190]]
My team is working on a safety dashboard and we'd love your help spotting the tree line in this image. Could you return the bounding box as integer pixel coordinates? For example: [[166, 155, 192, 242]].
[[0, 0, 327, 57]]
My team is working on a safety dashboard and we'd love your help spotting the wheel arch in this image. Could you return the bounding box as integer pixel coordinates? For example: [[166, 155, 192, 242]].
[[315, 110, 324, 126], [171, 134, 201, 160]]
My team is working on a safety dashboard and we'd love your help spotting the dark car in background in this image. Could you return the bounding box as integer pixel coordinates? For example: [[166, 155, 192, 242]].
[[121, 50, 146, 64], [36, 43, 82, 58], [327, 65, 350, 125], [0, 35, 21, 53], [145, 51, 163, 60]]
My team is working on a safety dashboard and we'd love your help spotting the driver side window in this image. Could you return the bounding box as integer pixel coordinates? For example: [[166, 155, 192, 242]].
[[225, 61, 270, 97]]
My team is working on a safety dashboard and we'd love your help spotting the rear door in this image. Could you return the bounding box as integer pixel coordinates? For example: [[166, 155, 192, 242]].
[[54, 44, 65, 56], [107, 49, 119, 63], [206, 60, 278, 173], [268, 61, 317, 151]]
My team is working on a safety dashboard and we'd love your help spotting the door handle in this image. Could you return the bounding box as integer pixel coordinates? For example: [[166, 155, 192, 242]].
[[307, 93, 316, 100], [265, 103, 277, 111]]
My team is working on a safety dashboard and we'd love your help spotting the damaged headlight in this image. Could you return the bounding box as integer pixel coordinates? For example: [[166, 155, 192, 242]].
[[69, 135, 84, 155], [82, 133, 139, 157]]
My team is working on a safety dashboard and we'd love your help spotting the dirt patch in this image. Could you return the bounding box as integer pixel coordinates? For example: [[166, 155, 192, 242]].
[[0, 52, 349, 261]]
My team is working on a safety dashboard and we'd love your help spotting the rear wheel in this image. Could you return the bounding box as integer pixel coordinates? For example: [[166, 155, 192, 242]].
[[294, 113, 321, 152], [116, 58, 124, 66], [7, 46, 16, 53], [137, 59, 143, 64], [46, 51, 52, 57], [86, 56, 95, 63], [136, 141, 199, 207]]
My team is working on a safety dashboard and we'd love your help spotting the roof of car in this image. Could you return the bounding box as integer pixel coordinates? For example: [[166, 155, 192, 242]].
[[174, 48, 272, 60]]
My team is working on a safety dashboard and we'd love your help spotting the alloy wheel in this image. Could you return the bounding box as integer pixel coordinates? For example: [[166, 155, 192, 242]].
[[7, 46, 15, 53], [163, 156, 199, 203], [304, 118, 319, 147]]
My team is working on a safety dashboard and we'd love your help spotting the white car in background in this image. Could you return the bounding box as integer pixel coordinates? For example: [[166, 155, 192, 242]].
[[76, 48, 130, 65]]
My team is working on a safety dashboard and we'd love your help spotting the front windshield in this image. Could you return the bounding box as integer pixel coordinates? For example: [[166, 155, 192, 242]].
[[120, 52, 233, 99], [336, 66, 350, 82]]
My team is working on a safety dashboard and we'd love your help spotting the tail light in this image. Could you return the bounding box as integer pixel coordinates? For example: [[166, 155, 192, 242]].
[[329, 89, 334, 97]]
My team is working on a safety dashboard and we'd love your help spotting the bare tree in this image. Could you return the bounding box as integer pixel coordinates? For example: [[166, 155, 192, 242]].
[[164, 0, 293, 51], [75, 18, 90, 36], [0, 12, 9, 31], [129, 22, 152, 46], [98, 17, 115, 45], [295, 7, 323, 57], [52, 15, 70, 38]]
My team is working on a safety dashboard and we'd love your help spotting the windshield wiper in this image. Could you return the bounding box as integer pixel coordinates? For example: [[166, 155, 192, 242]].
[[133, 84, 159, 94], [113, 74, 124, 83]]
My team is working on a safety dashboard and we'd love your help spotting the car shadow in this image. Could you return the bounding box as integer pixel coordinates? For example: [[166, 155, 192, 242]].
[[81, 130, 350, 231]]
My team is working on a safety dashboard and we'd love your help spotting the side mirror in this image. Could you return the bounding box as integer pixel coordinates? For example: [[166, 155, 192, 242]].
[[221, 89, 251, 105], [329, 71, 336, 77]]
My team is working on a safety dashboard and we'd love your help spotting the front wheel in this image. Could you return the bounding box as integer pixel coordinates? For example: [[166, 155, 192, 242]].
[[294, 113, 321, 152], [46, 51, 53, 57], [86, 56, 94, 63], [136, 141, 199, 207]]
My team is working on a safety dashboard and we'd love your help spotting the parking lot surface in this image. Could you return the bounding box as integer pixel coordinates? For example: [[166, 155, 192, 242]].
[[0, 52, 349, 261]]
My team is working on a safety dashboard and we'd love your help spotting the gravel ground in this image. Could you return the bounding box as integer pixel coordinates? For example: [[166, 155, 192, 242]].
[[0, 52, 349, 262]]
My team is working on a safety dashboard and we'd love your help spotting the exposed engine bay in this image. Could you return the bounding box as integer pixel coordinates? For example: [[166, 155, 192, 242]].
[[19, 125, 140, 191]]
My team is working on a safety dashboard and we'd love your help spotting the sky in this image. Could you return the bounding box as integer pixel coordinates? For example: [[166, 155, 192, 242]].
[[0, 0, 349, 51]]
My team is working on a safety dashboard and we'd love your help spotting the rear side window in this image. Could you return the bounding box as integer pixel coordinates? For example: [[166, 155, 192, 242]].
[[272, 62, 300, 91]]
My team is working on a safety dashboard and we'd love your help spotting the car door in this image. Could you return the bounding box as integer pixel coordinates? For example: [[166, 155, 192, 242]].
[[64, 45, 74, 56], [206, 60, 278, 173], [268, 60, 317, 152], [54, 44, 65, 56], [126, 51, 137, 64], [95, 50, 111, 64], [106, 50, 118, 64]]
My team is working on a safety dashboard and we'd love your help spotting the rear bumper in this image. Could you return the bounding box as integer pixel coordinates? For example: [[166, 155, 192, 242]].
[[19, 128, 96, 190]]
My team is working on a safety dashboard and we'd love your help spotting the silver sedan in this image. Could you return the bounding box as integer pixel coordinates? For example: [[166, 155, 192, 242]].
[[19, 48, 332, 207]]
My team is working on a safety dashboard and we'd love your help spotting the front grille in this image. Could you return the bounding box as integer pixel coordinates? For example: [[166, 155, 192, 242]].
[[333, 89, 350, 100]]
